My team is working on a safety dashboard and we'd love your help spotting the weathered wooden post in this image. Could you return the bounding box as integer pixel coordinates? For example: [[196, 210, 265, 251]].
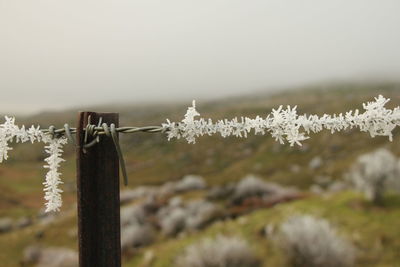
[[76, 112, 121, 267]]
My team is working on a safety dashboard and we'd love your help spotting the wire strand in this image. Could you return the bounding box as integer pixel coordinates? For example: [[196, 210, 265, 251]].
[[40, 123, 166, 187], [41, 125, 165, 135]]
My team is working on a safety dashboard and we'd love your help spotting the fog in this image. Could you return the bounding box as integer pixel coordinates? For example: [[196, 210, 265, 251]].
[[1, 0, 400, 114]]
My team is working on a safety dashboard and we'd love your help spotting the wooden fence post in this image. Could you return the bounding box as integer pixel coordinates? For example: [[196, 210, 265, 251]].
[[76, 112, 121, 267]]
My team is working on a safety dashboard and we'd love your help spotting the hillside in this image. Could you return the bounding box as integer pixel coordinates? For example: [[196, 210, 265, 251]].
[[3, 82, 400, 216], [0, 82, 400, 266], [125, 192, 400, 267]]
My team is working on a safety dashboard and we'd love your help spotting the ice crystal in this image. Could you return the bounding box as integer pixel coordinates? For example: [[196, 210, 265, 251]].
[[42, 135, 68, 212], [0, 95, 399, 212], [163, 95, 400, 145], [0, 116, 22, 162], [0, 117, 67, 212]]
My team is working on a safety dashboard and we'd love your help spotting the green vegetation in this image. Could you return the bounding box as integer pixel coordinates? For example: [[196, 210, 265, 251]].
[[0, 82, 399, 266], [125, 192, 400, 267]]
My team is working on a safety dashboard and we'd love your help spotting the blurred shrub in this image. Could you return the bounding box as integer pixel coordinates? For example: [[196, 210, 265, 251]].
[[347, 148, 400, 205], [176, 235, 261, 267], [207, 183, 235, 200], [158, 200, 222, 236], [231, 175, 279, 204], [159, 208, 186, 236], [120, 204, 147, 227], [121, 224, 155, 250], [185, 200, 223, 230], [175, 175, 207, 192], [278, 215, 355, 267], [22, 245, 78, 267], [120, 186, 157, 204]]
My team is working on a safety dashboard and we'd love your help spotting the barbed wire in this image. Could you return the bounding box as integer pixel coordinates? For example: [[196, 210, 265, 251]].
[[2, 95, 400, 212], [39, 122, 167, 187], [41, 125, 164, 135]]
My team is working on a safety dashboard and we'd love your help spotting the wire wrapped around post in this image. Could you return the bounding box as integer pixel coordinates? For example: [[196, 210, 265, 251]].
[[50, 121, 164, 186]]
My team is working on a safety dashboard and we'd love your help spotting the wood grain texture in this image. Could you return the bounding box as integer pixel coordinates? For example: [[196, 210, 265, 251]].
[[76, 112, 121, 267]]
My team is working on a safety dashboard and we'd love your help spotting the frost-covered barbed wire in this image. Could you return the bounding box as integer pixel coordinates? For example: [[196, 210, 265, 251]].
[[0, 116, 43, 162], [163, 95, 400, 145], [0, 117, 67, 212], [42, 136, 68, 212], [1, 95, 399, 212]]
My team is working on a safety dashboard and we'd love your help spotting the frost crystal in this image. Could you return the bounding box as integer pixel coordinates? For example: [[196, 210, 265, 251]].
[[163, 95, 400, 145], [0, 116, 26, 162], [0, 116, 67, 212], [0, 95, 399, 213], [42, 135, 68, 212]]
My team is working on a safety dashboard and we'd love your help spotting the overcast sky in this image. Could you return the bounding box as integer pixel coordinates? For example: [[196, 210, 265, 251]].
[[1, 1, 400, 114]]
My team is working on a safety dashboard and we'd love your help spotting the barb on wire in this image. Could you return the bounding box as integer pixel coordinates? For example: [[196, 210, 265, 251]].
[[71, 120, 163, 186], [40, 125, 164, 136]]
